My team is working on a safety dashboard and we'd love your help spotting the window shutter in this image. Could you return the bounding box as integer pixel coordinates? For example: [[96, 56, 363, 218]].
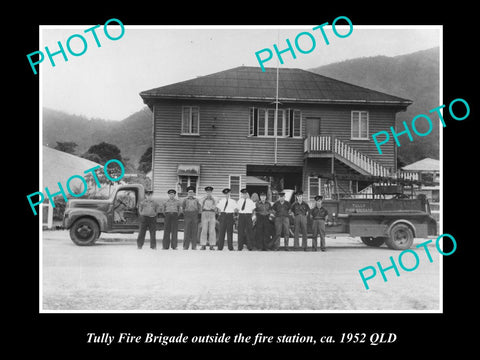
[[360, 111, 368, 138], [249, 108, 254, 136], [258, 109, 266, 136], [293, 110, 301, 137]]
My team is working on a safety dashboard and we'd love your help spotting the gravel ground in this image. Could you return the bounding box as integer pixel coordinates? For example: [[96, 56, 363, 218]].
[[41, 230, 441, 312]]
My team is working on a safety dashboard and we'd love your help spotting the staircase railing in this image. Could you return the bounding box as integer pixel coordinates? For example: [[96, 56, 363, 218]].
[[304, 135, 419, 180]]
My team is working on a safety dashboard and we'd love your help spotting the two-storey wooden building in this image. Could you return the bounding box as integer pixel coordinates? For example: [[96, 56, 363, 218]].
[[140, 66, 412, 201]]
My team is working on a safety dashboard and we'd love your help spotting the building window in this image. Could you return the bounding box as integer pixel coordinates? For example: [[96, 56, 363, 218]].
[[308, 176, 321, 201], [351, 111, 368, 140], [249, 108, 302, 138], [229, 175, 241, 200], [178, 175, 198, 197], [182, 106, 200, 135]]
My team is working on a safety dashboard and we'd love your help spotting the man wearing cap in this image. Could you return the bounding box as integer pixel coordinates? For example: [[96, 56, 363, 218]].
[[162, 189, 182, 250], [216, 188, 238, 251], [182, 186, 201, 250], [311, 195, 329, 251], [137, 189, 160, 250], [291, 191, 311, 251], [272, 191, 291, 250], [254, 191, 273, 250], [200, 186, 217, 250], [237, 189, 256, 250]]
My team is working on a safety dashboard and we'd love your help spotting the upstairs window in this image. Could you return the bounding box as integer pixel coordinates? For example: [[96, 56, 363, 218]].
[[249, 108, 302, 138], [351, 111, 369, 140], [182, 106, 200, 135]]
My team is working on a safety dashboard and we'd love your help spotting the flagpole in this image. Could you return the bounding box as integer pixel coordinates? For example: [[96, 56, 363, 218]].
[[274, 30, 279, 165]]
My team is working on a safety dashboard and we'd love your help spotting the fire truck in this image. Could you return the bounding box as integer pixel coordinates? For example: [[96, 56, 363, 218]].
[[63, 174, 437, 250]]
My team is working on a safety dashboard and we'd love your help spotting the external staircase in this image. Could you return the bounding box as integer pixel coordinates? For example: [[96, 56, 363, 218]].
[[304, 135, 419, 181]]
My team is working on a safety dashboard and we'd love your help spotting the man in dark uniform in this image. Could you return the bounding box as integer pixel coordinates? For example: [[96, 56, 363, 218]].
[[311, 195, 329, 251], [182, 186, 201, 250], [216, 188, 238, 251], [137, 189, 160, 250], [291, 190, 311, 251], [162, 189, 182, 250], [254, 191, 273, 250], [272, 191, 291, 250]]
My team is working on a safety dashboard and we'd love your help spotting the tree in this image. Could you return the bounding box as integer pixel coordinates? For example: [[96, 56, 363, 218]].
[[82, 142, 124, 195], [82, 142, 123, 165], [138, 146, 152, 174], [54, 141, 77, 154], [82, 152, 103, 164]]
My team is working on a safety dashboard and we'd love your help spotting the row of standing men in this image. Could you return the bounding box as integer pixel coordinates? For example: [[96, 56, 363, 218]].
[[137, 185, 329, 252]]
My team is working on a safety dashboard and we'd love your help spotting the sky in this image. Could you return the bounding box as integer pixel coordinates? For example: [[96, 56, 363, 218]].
[[40, 25, 441, 121]]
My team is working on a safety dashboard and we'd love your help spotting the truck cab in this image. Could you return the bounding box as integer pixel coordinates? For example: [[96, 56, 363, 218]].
[[64, 184, 153, 245]]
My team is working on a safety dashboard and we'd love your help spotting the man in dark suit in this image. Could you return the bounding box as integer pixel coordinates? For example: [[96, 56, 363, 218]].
[[237, 188, 256, 251], [216, 188, 238, 250]]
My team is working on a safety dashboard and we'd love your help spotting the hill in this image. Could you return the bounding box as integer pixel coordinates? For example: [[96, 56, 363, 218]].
[[309, 47, 440, 165], [42, 107, 152, 171], [43, 47, 440, 169]]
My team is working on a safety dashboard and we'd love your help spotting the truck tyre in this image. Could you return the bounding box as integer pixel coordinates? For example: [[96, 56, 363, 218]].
[[69, 217, 100, 246], [361, 236, 386, 247], [385, 223, 414, 250]]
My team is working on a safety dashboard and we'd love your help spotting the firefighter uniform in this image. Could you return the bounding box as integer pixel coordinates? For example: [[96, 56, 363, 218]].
[[162, 189, 182, 249], [137, 190, 160, 249], [311, 195, 328, 251], [254, 192, 273, 250], [272, 192, 291, 250], [291, 190, 311, 250], [182, 186, 201, 249]]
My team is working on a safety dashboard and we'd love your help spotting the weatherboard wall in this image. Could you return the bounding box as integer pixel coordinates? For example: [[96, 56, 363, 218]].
[[151, 99, 398, 197], [303, 104, 397, 167]]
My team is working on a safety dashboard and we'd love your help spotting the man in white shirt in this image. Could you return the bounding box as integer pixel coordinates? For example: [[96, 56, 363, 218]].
[[237, 188, 256, 251], [216, 188, 238, 251]]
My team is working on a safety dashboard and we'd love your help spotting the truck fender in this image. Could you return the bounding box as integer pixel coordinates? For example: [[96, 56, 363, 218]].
[[387, 219, 416, 238], [65, 209, 108, 232]]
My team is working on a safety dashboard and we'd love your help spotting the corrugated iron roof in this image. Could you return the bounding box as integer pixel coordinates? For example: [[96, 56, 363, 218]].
[[43, 146, 103, 191], [140, 66, 412, 107], [402, 157, 439, 171]]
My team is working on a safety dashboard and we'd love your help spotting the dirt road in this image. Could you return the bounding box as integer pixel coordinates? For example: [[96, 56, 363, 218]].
[[41, 230, 441, 311]]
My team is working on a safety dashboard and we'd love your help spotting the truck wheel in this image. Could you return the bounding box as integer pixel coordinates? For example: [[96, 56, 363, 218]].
[[69, 218, 100, 246], [361, 236, 386, 247], [385, 223, 414, 250]]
